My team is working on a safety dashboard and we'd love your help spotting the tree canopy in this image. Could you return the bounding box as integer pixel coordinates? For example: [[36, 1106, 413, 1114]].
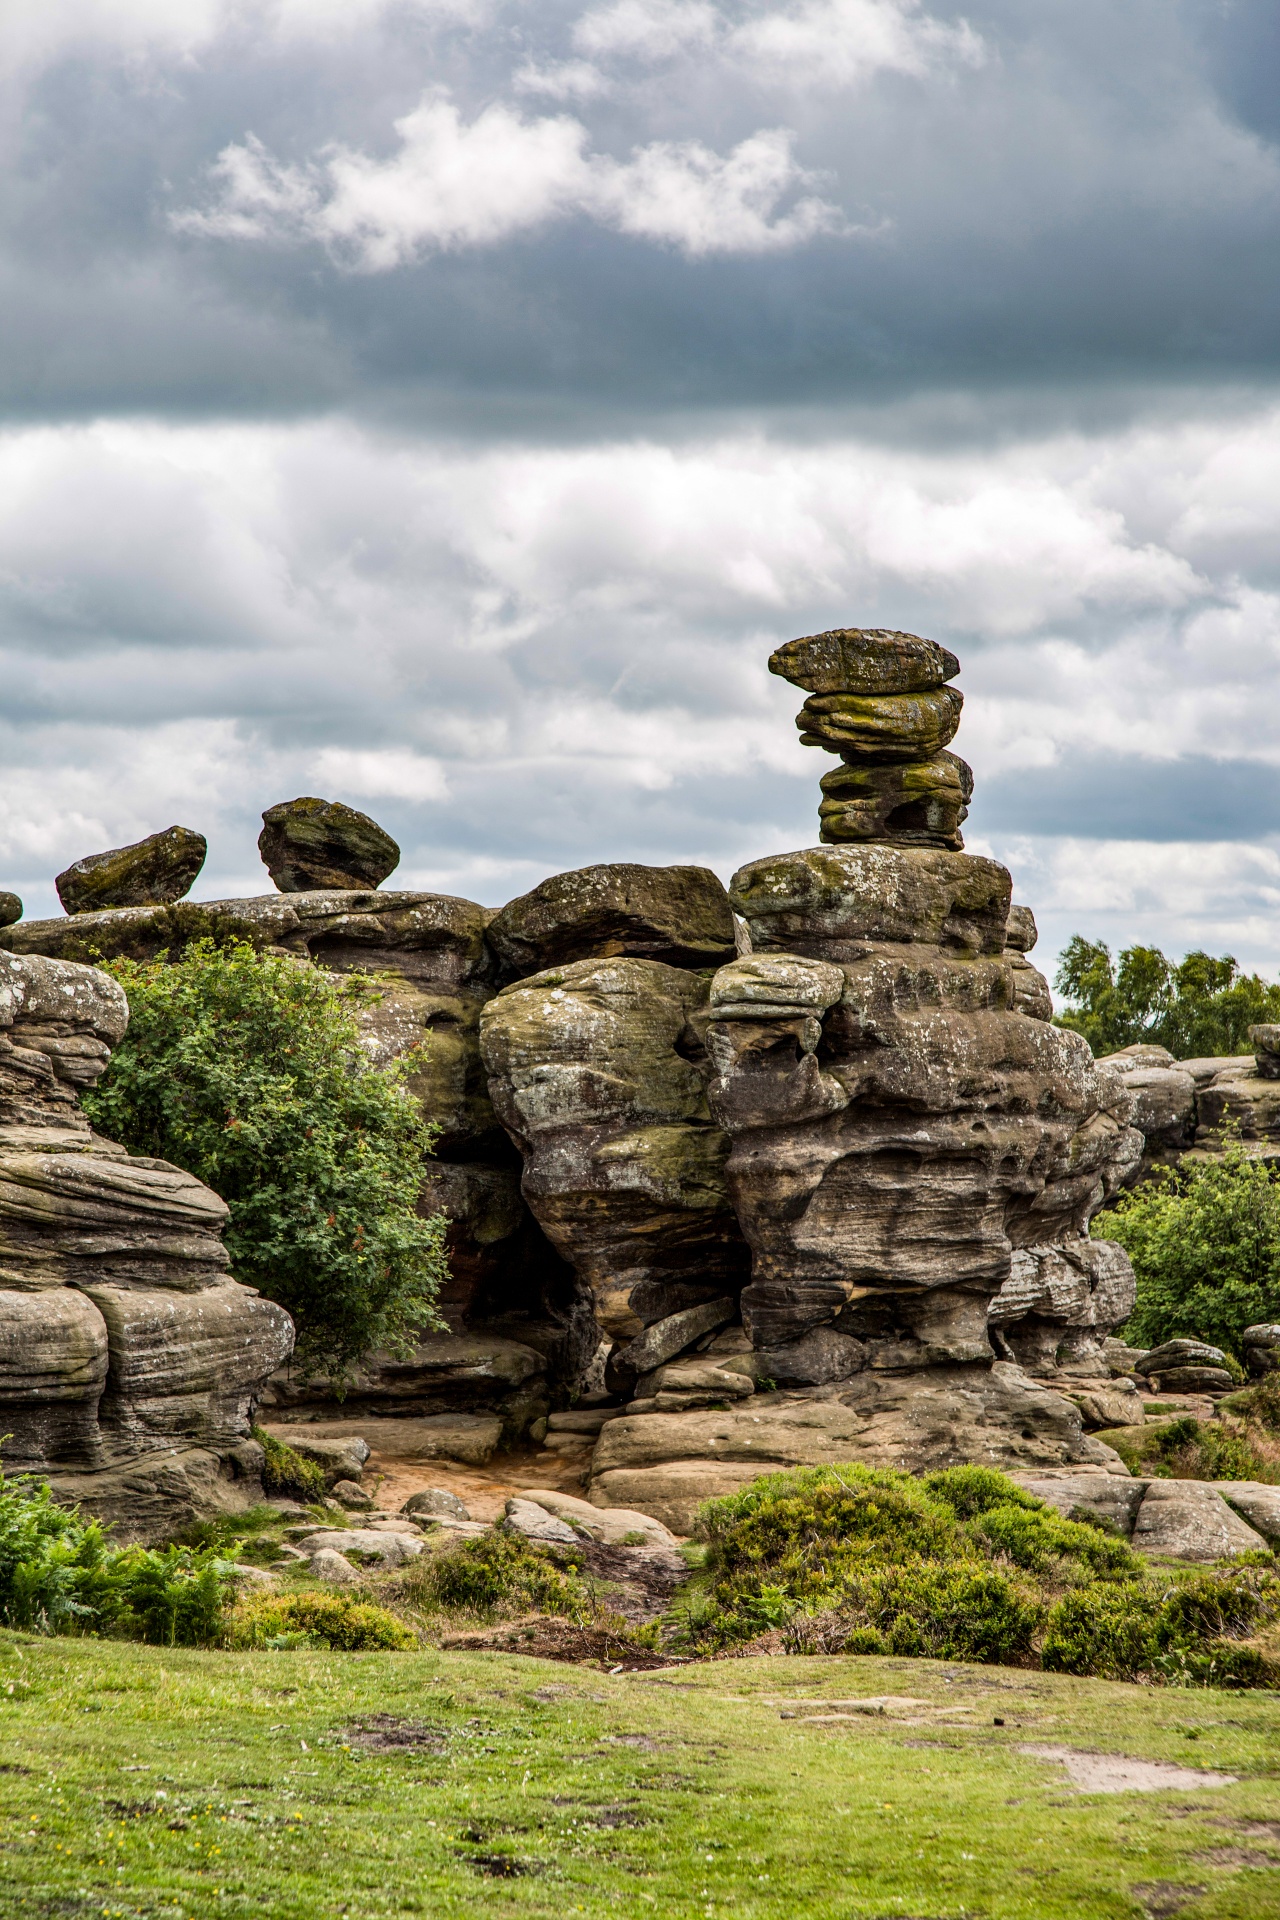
[[83, 939, 448, 1380], [1054, 937, 1280, 1059]]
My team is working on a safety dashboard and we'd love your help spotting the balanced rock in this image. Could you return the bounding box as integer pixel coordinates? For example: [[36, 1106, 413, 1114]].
[[259, 797, 399, 892], [771, 625, 971, 850], [0, 895, 20, 929], [486, 863, 736, 979], [56, 826, 206, 915]]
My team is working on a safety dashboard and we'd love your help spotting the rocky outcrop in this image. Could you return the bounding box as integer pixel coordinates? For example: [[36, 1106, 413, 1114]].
[[486, 863, 736, 978], [0, 948, 293, 1537], [55, 827, 206, 915], [1010, 1468, 1271, 1561], [0, 894, 22, 930], [258, 796, 400, 892]]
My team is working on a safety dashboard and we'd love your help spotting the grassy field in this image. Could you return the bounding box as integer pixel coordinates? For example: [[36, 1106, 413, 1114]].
[[2, 1634, 1280, 1919]]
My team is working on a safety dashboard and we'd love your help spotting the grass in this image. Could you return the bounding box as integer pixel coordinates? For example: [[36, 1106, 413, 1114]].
[[2, 1634, 1280, 1917]]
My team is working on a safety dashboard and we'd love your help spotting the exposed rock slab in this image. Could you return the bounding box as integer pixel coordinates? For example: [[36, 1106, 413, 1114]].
[[486, 862, 736, 978], [1130, 1480, 1268, 1560], [269, 1412, 502, 1466], [56, 827, 206, 915]]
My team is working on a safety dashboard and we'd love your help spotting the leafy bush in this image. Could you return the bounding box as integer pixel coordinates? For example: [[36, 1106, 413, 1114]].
[[1101, 1142, 1280, 1360], [1054, 937, 1280, 1058], [1098, 1412, 1279, 1485], [399, 1530, 590, 1623], [682, 1463, 1280, 1684], [83, 939, 450, 1378], [1043, 1562, 1280, 1686], [253, 1428, 327, 1503], [0, 1469, 232, 1644], [225, 1591, 416, 1651]]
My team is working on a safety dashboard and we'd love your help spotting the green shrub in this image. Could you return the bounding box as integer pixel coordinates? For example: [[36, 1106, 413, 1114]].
[[253, 1429, 327, 1503], [82, 939, 449, 1379], [225, 1591, 416, 1651], [838, 1564, 1043, 1663], [1043, 1563, 1280, 1687], [112, 1545, 231, 1648], [970, 1501, 1141, 1580], [1100, 1142, 1280, 1362], [401, 1530, 590, 1622], [1099, 1413, 1277, 1484]]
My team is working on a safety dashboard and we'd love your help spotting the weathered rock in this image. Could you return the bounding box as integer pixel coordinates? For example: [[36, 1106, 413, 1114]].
[[0, 948, 293, 1532], [0, 895, 20, 929], [1138, 1338, 1229, 1375], [1174, 1055, 1253, 1086], [1194, 1063, 1280, 1150], [518, 1487, 677, 1548], [308, 1547, 363, 1585], [1009, 1470, 1149, 1536], [614, 1298, 736, 1374], [988, 1241, 1137, 1376], [296, 1526, 423, 1566], [401, 1486, 471, 1521], [486, 863, 736, 979], [1130, 1480, 1267, 1560], [266, 1334, 547, 1438], [770, 626, 960, 696], [1215, 1482, 1280, 1543], [730, 844, 1012, 957], [503, 1496, 580, 1544], [332, 1479, 374, 1509], [1099, 1043, 1177, 1073], [1250, 1024, 1280, 1078], [1109, 1068, 1196, 1168], [817, 753, 972, 851], [753, 1327, 868, 1387], [1004, 906, 1038, 953], [479, 957, 749, 1343], [1148, 1366, 1236, 1394], [259, 797, 399, 893], [261, 1430, 370, 1486], [1059, 1379, 1146, 1430], [1243, 1324, 1280, 1376], [56, 827, 206, 915], [797, 688, 963, 761], [589, 1365, 1119, 1531], [276, 1412, 501, 1466]]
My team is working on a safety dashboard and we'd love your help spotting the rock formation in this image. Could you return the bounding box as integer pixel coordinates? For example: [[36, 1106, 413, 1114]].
[[769, 626, 972, 850], [0, 895, 21, 930], [486, 863, 737, 977], [55, 826, 206, 915], [0, 948, 292, 1538], [259, 796, 400, 892]]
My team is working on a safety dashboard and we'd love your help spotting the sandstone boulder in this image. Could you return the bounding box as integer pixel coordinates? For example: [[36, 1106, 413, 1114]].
[[1009, 1470, 1148, 1536], [1215, 1482, 1280, 1543], [401, 1486, 471, 1521], [263, 1430, 371, 1486], [796, 686, 963, 761], [817, 753, 972, 851], [503, 1497, 579, 1544], [308, 1547, 363, 1585], [0, 895, 20, 929], [729, 844, 1012, 957], [479, 957, 749, 1343], [486, 863, 736, 978], [989, 1241, 1137, 1376], [276, 1412, 501, 1466], [1004, 906, 1038, 953], [1130, 1480, 1268, 1560], [1243, 1324, 1280, 1376], [259, 797, 400, 892], [769, 626, 960, 695], [56, 827, 206, 915], [518, 1487, 677, 1548]]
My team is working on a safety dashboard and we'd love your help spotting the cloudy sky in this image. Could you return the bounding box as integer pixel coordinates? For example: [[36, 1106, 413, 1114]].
[[4, 1, 1280, 984]]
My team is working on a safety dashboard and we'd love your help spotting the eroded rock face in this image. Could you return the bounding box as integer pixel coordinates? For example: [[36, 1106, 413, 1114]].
[[259, 796, 400, 892], [0, 895, 21, 929], [478, 956, 750, 1348], [56, 827, 206, 915], [0, 949, 293, 1535], [486, 863, 736, 979]]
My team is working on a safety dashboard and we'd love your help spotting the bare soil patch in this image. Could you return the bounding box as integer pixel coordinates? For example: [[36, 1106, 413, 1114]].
[[1018, 1744, 1238, 1793]]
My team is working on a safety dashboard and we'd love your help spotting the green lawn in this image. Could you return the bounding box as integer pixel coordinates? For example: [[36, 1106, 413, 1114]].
[[2, 1632, 1280, 1919]]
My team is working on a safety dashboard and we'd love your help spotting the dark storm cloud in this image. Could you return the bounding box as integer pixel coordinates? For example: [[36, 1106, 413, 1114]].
[[3, 0, 1280, 426]]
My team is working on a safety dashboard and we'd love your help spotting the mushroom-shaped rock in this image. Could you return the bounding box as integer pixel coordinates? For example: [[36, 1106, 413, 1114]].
[[259, 797, 400, 892], [56, 827, 206, 915]]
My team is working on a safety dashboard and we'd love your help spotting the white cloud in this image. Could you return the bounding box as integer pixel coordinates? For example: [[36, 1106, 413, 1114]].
[[573, 0, 719, 60], [311, 747, 449, 802], [728, 0, 985, 89], [175, 92, 844, 263]]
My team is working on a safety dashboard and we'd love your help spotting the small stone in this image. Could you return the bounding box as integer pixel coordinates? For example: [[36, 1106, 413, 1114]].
[[55, 826, 206, 915], [401, 1486, 471, 1521], [796, 687, 963, 761], [308, 1547, 363, 1586], [258, 797, 400, 892], [818, 753, 972, 850], [0, 894, 21, 928], [769, 627, 960, 696], [331, 1479, 374, 1510], [614, 1298, 737, 1375], [502, 1497, 580, 1544]]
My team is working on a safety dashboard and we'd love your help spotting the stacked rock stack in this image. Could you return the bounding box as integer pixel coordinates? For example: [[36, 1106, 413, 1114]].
[[769, 626, 973, 849]]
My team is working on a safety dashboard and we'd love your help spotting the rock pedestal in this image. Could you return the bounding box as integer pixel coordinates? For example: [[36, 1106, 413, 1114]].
[[0, 950, 293, 1538]]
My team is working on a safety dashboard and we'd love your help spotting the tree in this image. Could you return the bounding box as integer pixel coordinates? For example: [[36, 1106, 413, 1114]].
[[1055, 936, 1280, 1059], [1101, 1141, 1280, 1360], [83, 940, 448, 1379]]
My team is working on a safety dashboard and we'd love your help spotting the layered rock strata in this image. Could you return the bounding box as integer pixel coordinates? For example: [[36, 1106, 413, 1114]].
[[0, 949, 293, 1537], [770, 626, 972, 850]]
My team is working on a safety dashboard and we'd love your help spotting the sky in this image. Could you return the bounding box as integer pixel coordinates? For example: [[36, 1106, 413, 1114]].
[[4, 1, 1280, 986]]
